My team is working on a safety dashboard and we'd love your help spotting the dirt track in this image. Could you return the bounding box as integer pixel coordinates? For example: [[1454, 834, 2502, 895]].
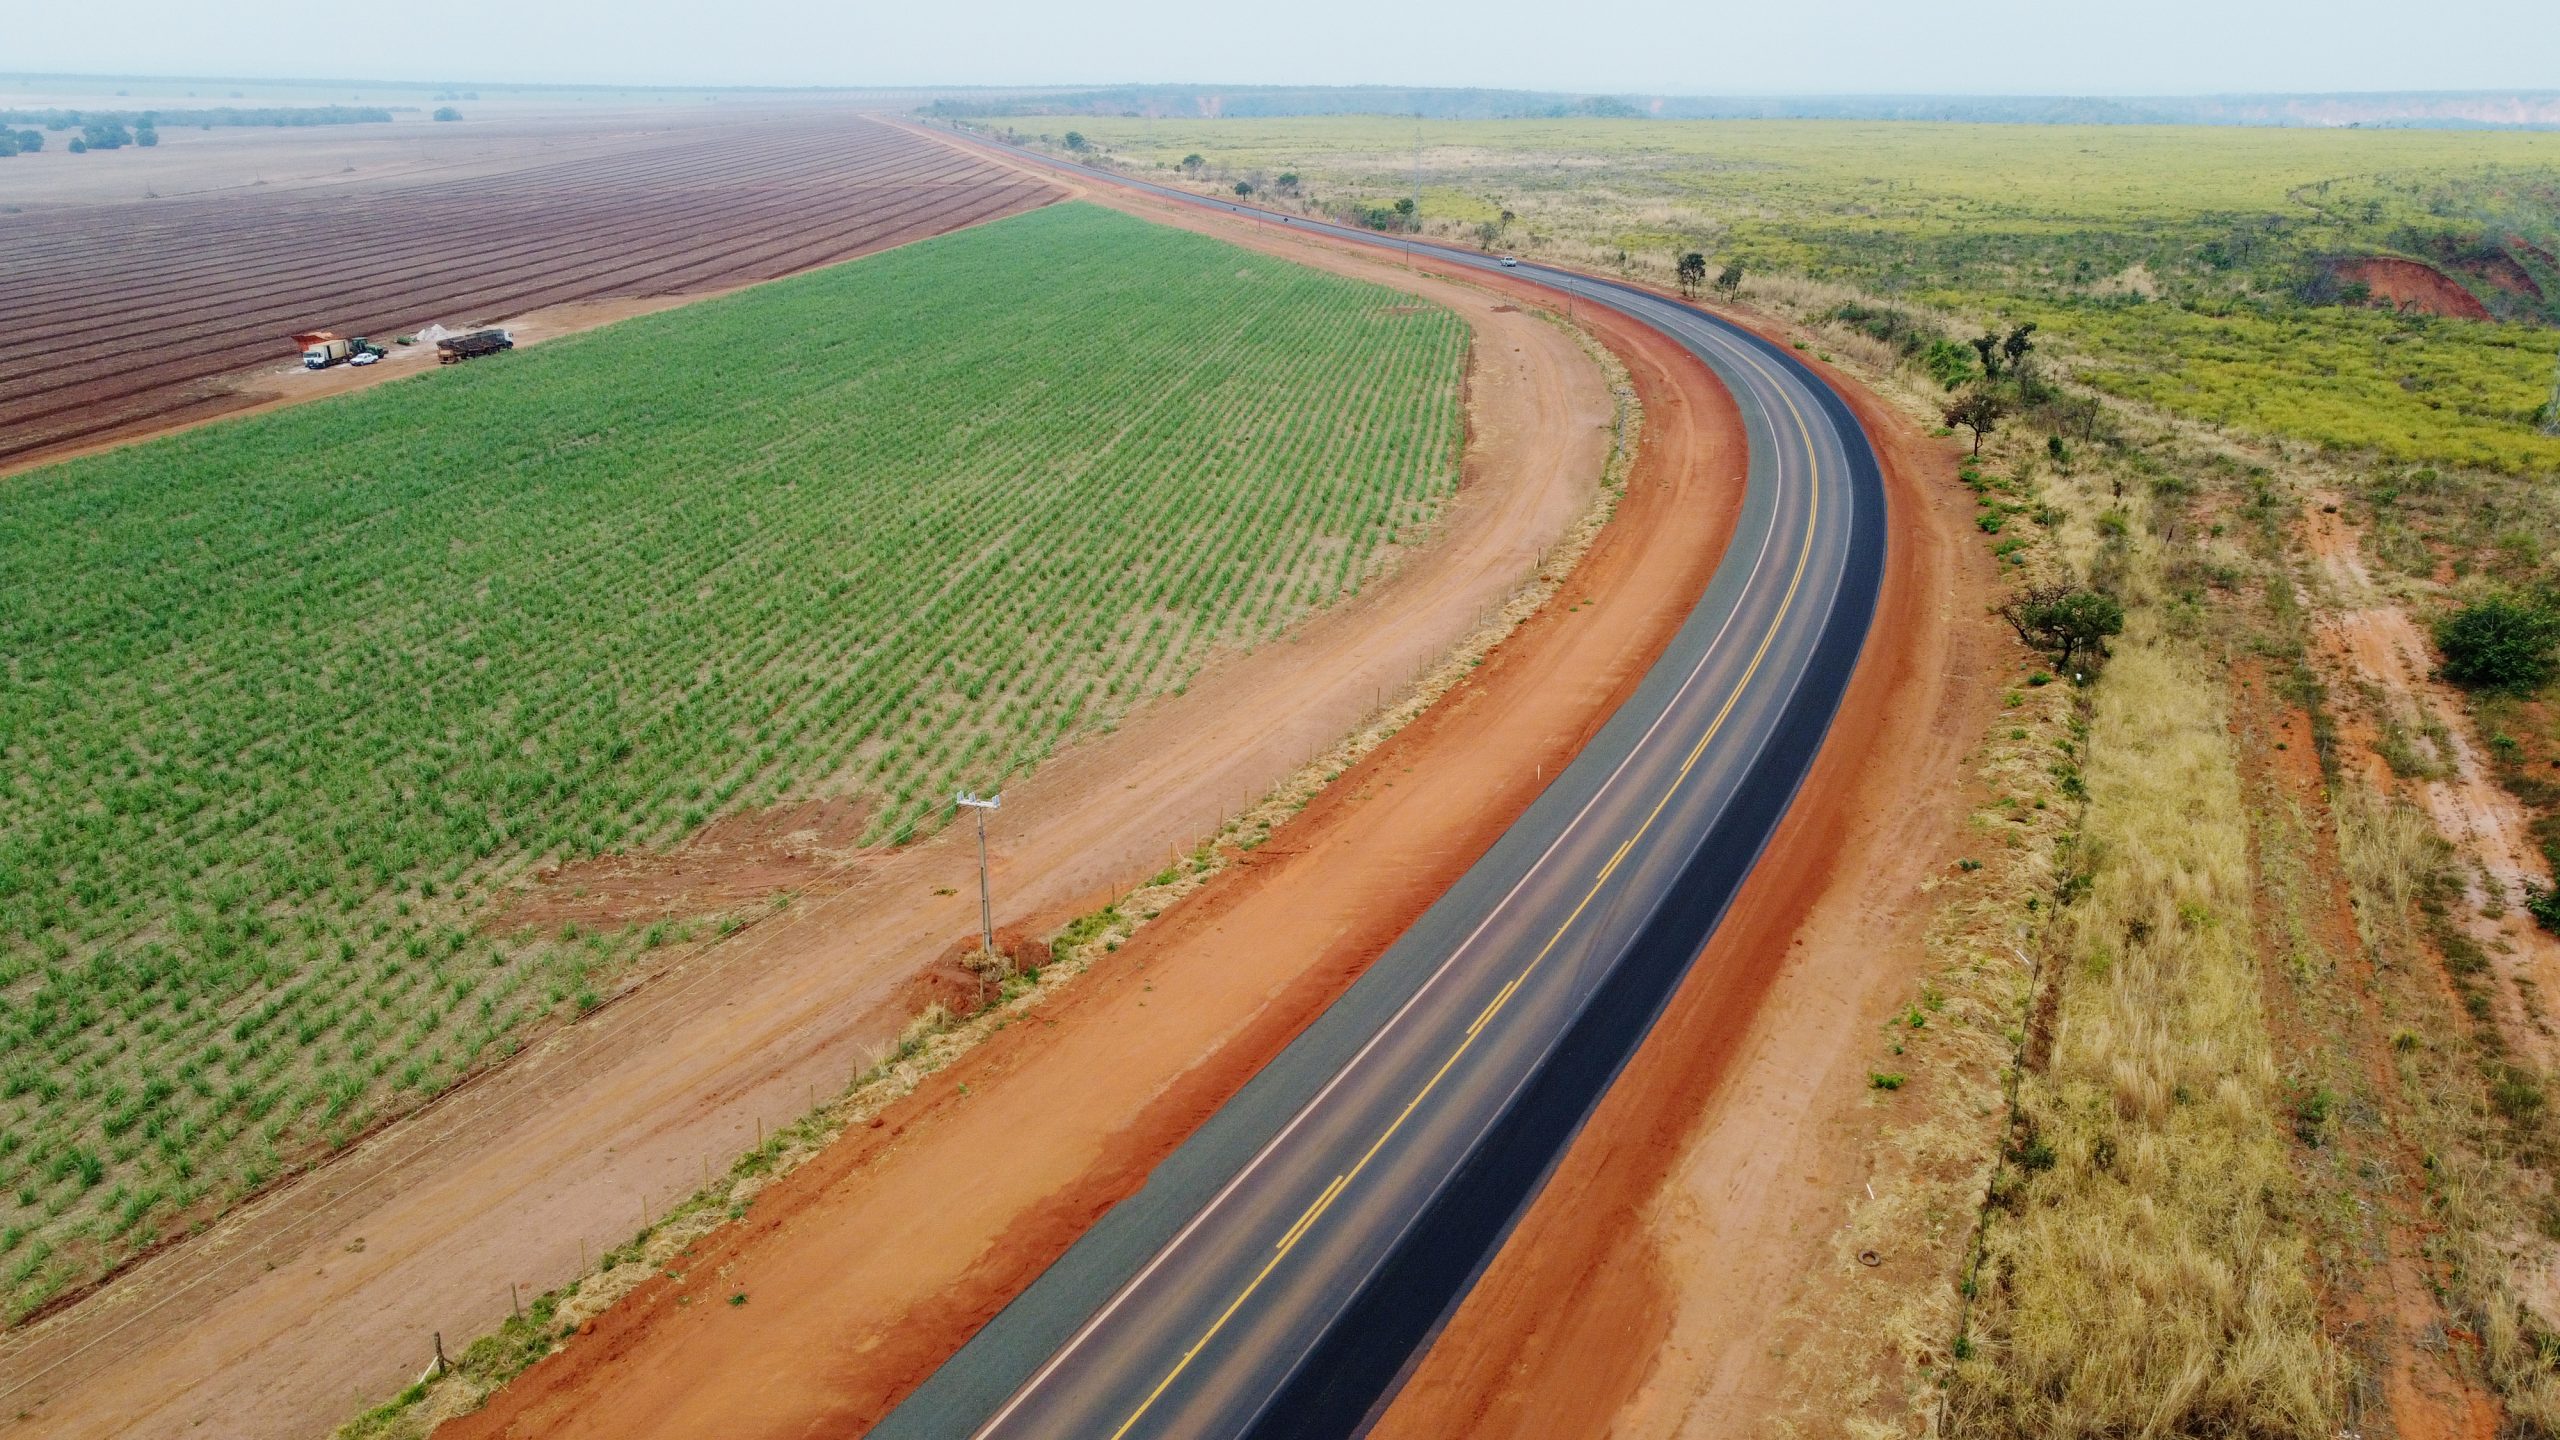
[[0, 111, 1053, 466], [0, 148, 1610, 1440], [436, 215, 1748, 1439]]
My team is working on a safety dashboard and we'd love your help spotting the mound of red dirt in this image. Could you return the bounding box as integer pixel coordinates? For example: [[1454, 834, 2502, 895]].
[[2333, 256, 2492, 320]]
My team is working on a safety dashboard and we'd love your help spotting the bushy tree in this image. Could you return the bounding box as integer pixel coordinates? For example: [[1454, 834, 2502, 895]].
[[1715, 261, 1744, 299], [15, 129, 41, 153], [81, 120, 131, 150], [135, 123, 158, 147], [1970, 330, 2003, 380], [433, 107, 463, 122], [2001, 321, 2037, 367], [1998, 581, 2124, 671], [1944, 388, 2008, 455], [1180, 153, 1204, 173], [1062, 130, 1087, 151], [2435, 594, 2560, 693], [0, 132, 16, 158], [1677, 251, 1707, 297], [1232, 181, 1252, 197]]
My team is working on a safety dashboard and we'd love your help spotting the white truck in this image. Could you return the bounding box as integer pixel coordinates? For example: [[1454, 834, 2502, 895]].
[[297, 333, 387, 370]]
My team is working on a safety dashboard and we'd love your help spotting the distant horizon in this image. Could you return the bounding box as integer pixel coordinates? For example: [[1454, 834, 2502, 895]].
[[12, 71, 2560, 104]]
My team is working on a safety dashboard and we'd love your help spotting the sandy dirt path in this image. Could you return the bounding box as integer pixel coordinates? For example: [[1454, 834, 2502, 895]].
[[0, 191, 1608, 1439], [1369, 340, 1995, 1439], [436, 253, 1745, 1439]]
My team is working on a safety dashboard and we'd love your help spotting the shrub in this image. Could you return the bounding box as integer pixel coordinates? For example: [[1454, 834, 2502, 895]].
[[2434, 594, 2560, 693]]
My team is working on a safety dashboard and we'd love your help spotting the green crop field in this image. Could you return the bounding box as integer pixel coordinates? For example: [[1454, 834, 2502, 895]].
[[1002, 116, 2560, 473], [0, 200, 1467, 1318]]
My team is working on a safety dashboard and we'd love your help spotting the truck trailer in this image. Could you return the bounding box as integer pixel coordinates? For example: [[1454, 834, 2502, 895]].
[[435, 330, 514, 365]]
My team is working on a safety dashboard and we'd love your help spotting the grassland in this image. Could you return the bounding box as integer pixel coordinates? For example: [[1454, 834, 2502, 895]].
[[0, 199, 1467, 1320], [997, 116, 2560, 473]]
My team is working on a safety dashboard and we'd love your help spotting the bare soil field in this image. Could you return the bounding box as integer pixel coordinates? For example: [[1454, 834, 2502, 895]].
[[0, 110, 1055, 466], [0, 150, 1610, 1440]]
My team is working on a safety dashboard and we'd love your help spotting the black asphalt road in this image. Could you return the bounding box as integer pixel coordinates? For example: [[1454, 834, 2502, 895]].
[[874, 134, 1888, 1440]]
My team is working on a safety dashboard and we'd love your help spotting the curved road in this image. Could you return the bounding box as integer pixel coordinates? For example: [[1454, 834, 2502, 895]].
[[880, 131, 1888, 1440]]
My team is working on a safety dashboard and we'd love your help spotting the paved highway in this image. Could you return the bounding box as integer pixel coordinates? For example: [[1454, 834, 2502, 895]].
[[878, 131, 1888, 1440]]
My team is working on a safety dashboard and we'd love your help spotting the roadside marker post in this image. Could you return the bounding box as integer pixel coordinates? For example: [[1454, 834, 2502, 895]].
[[956, 793, 1003, 959]]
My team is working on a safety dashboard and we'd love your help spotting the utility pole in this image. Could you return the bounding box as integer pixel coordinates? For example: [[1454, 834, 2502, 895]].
[[955, 792, 1001, 956]]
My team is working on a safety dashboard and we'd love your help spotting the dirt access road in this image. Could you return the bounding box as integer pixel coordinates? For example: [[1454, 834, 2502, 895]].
[[441, 148, 1972, 1439], [0, 156, 1609, 1438]]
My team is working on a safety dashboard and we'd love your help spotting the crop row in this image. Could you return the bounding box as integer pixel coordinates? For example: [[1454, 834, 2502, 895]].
[[0, 201, 1467, 1318]]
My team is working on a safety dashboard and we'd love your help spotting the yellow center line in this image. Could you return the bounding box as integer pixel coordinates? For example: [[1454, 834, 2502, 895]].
[[1104, 322, 1830, 1439]]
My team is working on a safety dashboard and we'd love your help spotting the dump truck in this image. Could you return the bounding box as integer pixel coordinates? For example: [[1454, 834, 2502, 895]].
[[296, 332, 387, 370], [435, 329, 514, 365]]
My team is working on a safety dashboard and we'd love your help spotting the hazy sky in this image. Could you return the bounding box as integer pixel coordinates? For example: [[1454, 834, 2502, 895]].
[[13, 0, 2559, 95]]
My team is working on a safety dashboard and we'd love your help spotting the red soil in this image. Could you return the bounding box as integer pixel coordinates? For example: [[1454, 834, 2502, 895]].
[[0, 112, 1057, 468], [2459, 249, 2545, 302], [1371, 326, 1996, 1438], [493, 798, 874, 933], [437, 225, 1753, 1440], [2335, 256, 2493, 320]]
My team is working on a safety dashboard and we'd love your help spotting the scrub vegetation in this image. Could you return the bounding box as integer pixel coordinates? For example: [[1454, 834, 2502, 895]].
[[994, 116, 2560, 473], [0, 200, 1465, 1321]]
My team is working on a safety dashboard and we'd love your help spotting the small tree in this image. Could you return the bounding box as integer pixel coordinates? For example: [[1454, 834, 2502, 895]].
[[1232, 181, 1252, 197], [1676, 251, 1708, 298], [135, 123, 158, 147], [1944, 389, 2009, 455], [1970, 330, 2003, 380], [68, 137, 87, 154], [1715, 261, 1744, 299], [1275, 171, 1299, 193], [2001, 322, 2037, 367], [1473, 220, 1501, 250], [433, 107, 463, 122], [1180, 153, 1205, 174], [2435, 594, 2560, 693], [1998, 582, 2124, 672], [15, 129, 42, 153], [1062, 130, 1087, 151]]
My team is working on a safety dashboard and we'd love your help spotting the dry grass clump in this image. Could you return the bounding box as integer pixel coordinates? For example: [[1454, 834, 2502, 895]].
[[1949, 621, 2340, 1436]]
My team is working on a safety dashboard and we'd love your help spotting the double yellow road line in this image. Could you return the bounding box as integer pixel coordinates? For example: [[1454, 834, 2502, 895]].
[[1098, 311, 1831, 1440]]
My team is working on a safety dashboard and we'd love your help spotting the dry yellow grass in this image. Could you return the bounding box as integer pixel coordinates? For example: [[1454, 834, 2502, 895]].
[[1949, 608, 2340, 1435]]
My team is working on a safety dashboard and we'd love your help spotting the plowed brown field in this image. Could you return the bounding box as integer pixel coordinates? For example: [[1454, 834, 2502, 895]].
[[0, 112, 1056, 466]]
